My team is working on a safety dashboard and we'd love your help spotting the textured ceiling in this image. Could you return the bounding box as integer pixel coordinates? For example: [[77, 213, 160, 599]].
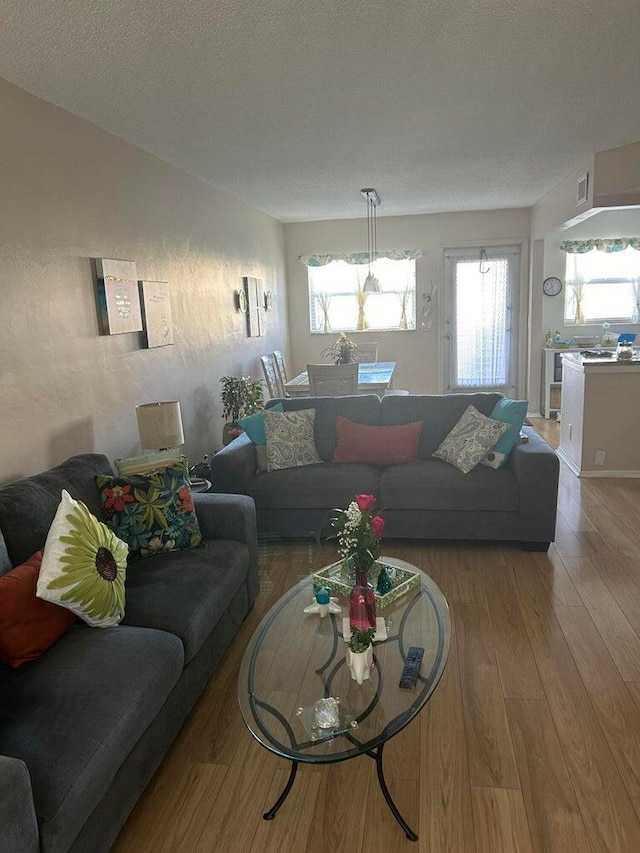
[[1, 0, 640, 222]]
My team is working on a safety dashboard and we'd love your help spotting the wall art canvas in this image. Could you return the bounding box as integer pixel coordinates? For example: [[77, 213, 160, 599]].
[[243, 276, 266, 337], [94, 258, 143, 335], [139, 280, 174, 348]]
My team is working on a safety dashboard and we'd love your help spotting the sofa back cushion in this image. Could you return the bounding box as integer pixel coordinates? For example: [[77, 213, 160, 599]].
[[267, 395, 382, 461], [380, 393, 504, 458], [0, 454, 113, 569]]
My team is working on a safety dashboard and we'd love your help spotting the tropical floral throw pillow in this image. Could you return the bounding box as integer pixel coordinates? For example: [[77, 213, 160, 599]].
[[96, 463, 202, 562], [37, 490, 128, 628]]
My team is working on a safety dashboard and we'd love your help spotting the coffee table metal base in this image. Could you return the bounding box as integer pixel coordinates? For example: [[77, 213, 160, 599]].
[[262, 742, 417, 841]]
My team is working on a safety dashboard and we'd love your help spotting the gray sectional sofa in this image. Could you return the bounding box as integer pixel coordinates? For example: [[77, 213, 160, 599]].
[[211, 393, 559, 550], [0, 453, 258, 853]]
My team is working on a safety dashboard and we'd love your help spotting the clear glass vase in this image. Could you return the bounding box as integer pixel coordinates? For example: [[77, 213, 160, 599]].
[[349, 563, 377, 631]]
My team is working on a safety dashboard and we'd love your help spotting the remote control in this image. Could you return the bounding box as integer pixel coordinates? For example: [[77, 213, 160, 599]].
[[399, 646, 424, 689]]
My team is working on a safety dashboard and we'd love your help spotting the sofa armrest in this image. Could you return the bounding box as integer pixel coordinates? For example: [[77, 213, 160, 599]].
[[193, 492, 258, 595], [0, 756, 39, 853], [209, 433, 257, 494], [509, 427, 559, 543]]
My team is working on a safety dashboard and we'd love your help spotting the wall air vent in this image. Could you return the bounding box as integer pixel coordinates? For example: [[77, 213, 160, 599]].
[[577, 172, 589, 205]]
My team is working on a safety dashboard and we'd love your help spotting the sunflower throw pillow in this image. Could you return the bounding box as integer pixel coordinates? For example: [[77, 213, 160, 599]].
[[37, 490, 128, 628], [96, 463, 203, 562]]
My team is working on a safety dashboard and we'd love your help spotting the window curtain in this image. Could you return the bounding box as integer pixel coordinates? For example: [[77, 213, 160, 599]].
[[355, 266, 368, 330], [299, 249, 423, 266], [564, 254, 586, 323], [446, 249, 512, 388], [560, 238, 640, 254]]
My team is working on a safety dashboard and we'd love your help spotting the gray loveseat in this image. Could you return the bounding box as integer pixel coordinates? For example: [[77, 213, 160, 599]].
[[211, 393, 559, 550], [0, 453, 258, 853]]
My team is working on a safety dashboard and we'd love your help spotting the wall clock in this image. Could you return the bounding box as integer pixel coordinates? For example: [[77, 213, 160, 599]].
[[543, 276, 562, 296]]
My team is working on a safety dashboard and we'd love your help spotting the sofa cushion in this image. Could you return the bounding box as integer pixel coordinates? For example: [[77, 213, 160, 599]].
[[0, 624, 183, 853], [270, 395, 382, 460], [380, 459, 520, 511], [96, 463, 203, 562], [380, 393, 503, 458], [122, 539, 250, 663], [0, 551, 78, 668], [239, 403, 284, 472], [264, 408, 322, 471], [479, 398, 529, 468], [246, 462, 380, 510], [433, 405, 510, 473], [0, 454, 113, 568], [37, 490, 129, 628], [332, 417, 423, 465]]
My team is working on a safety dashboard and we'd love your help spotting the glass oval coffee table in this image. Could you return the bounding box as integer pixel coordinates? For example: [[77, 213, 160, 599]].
[[237, 556, 450, 841]]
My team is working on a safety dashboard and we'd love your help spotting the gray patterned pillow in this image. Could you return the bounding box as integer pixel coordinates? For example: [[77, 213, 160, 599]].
[[264, 408, 322, 472], [433, 405, 510, 474]]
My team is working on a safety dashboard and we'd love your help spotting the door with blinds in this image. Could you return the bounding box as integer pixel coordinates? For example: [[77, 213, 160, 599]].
[[442, 246, 520, 395]]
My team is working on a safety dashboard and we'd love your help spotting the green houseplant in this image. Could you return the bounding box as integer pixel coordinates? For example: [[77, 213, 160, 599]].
[[220, 375, 264, 444], [321, 332, 360, 365], [346, 626, 376, 684]]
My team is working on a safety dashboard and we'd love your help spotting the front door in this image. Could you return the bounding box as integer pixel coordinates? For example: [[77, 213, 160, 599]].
[[442, 245, 521, 395]]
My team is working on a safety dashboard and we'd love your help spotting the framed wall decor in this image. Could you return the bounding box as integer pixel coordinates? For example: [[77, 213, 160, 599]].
[[242, 276, 266, 337], [94, 258, 143, 335], [139, 280, 174, 348]]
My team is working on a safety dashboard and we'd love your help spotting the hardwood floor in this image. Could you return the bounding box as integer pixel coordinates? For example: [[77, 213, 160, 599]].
[[113, 419, 640, 852]]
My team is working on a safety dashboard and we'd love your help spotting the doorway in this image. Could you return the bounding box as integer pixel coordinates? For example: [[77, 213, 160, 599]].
[[442, 245, 521, 395]]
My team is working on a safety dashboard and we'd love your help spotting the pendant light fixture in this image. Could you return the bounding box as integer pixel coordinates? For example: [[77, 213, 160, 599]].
[[361, 188, 381, 293]]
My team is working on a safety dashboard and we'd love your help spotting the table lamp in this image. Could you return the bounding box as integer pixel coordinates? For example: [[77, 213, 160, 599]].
[[136, 401, 184, 451]]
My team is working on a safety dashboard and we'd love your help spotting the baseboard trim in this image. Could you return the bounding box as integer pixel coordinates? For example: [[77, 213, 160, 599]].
[[556, 447, 640, 477]]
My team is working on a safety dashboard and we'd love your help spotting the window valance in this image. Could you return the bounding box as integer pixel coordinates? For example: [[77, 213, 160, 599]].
[[299, 249, 423, 267], [560, 238, 640, 254]]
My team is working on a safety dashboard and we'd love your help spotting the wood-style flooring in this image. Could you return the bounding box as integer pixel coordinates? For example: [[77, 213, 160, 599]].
[[113, 418, 640, 852]]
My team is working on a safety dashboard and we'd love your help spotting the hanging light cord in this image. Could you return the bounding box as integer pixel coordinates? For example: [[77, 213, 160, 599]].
[[367, 194, 376, 275]]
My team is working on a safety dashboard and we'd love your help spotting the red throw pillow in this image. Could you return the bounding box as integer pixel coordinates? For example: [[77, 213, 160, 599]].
[[333, 417, 423, 465], [0, 551, 78, 668]]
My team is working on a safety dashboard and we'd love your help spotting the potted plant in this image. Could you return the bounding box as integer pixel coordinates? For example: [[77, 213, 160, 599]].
[[346, 626, 375, 684], [321, 332, 360, 365], [220, 375, 264, 445]]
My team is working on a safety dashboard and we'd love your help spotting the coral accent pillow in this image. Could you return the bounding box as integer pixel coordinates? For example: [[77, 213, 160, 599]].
[[332, 417, 423, 465], [0, 551, 78, 668]]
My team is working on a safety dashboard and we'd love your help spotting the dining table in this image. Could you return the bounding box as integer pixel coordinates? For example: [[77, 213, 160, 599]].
[[283, 361, 396, 397]]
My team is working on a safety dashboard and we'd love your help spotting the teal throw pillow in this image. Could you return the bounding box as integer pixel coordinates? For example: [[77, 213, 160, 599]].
[[237, 403, 284, 445], [480, 399, 528, 469], [96, 463, 202, 562]]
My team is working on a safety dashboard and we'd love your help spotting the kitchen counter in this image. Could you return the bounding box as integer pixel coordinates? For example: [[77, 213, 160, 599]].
[[557, 352, 640, 477]]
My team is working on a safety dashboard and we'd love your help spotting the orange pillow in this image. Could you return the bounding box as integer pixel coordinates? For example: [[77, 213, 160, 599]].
[[0, 551, 78, 668], [333, 417, 423, 465]]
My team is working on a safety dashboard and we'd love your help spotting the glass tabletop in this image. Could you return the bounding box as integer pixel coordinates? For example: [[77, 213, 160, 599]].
[[237, 556, 450, 764]]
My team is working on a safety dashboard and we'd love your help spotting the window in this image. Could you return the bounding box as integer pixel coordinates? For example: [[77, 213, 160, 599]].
[[307, 257, 416, 333], [564, 246, 640, 324]]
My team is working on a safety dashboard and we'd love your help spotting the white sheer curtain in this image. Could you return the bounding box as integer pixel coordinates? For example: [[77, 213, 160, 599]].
[[455, 255, 510, 387]]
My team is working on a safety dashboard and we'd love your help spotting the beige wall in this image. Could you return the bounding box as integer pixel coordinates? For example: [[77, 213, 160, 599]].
[[0, 79, 288, 482], [284, 209, 531, 395]]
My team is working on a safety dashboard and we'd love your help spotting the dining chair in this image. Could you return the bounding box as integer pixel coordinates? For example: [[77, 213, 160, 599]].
[[260, 354, 285, 398], [272, 349, 288, 387], [306, 363, 359, 396], [356, 342, 379, 362]]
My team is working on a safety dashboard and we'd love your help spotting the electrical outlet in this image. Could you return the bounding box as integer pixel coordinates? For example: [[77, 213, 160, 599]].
[[595, 450, 606, 466]]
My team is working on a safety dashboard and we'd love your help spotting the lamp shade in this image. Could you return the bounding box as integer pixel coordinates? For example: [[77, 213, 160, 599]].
[[136, 401, 184, 450]]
